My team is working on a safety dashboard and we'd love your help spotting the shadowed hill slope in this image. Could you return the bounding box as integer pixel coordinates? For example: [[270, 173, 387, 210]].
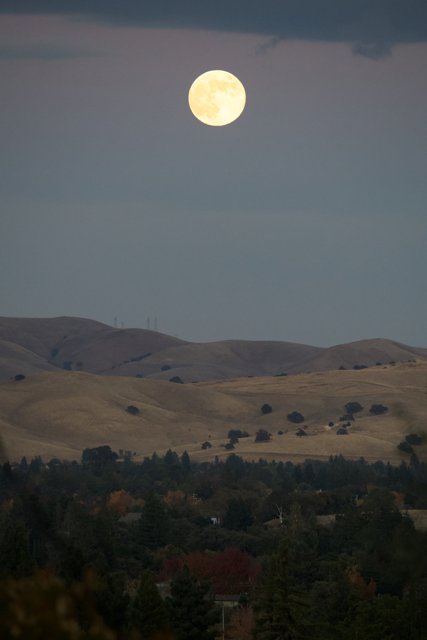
[[1, 361, 426, 464], [0, 316, 185, 379], [0, 316, 426, 382]]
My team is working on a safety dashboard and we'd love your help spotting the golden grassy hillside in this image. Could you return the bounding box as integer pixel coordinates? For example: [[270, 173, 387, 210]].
[[0, 361, 426, 464]]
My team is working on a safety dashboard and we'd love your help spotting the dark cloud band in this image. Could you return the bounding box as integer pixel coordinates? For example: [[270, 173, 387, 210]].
[[1, 1, 426, 57], [0, 44, 100, 60]]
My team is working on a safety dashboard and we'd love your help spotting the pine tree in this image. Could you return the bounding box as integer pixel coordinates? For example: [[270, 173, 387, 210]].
[[167, 566, 218, 640], [181, 450, 191, 473], [139, 492, 170, 549], [253, 540, 306, 640], [129, 571, 169, 638]]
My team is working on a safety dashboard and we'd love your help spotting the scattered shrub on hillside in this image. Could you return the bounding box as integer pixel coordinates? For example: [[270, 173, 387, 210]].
[[255, 429, 271, 443], [275, 372, 288, 377], [344, 402, 363, 415], [201, 441, 212, 450], [338, 366, 346, 370], [375, 362, 383, 366], [406, 434, 423, 446], [369, 404, 388, 415], [353, 364, 368, 370], [14, 374, 26, 381], [296, 428, 307, 437], [261, 403, 273, 415], [339, 414, 355, 422], [50, 347, 59, 358], [287, 411, 304, 424], [62, 361, 73, 371], [169, 376, 184, 384], [224, 442, 235, 450], [161, 364, 172, 371], [398, 441, 413, 455], [337, 427, 348, 435], [228, 429, 249, 440], [328, 421, 334, 427], [126, 405, 140, 416], [277, 430, 284, 435]]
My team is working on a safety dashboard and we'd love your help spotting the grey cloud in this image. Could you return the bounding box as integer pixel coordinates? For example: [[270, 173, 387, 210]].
[[0, 1, 427, 57], [0, 44, 101, 60], [255, 36, 281, 56], [352, 41, 393, 59]]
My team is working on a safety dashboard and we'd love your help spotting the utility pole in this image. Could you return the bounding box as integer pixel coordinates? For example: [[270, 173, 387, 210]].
[[222, 601, 225, 640]]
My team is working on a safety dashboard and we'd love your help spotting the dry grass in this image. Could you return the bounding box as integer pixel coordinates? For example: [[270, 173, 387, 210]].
[[1, 316, 426, 383], [0, 360, 426, 464]]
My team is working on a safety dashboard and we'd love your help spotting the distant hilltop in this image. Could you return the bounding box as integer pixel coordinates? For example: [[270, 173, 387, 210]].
[[0, 315, 426, 382]]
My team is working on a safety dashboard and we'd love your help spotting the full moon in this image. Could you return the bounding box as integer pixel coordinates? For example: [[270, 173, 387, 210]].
[[188, 70, 246, 126]]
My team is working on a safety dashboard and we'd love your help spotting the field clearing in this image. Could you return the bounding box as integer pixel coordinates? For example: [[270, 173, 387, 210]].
[[0, 361, 426, 464]]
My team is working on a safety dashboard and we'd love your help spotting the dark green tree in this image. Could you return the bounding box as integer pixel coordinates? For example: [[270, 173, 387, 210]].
[[129, 571, 169, 638], [0, 514, 33, 579], [167, 566, 218, 640], [344, 402, 363, 415], [139, 492, 170, 549], [181, 450, 191, 472], [223, 497, 254, 531], [253, 540, 306, 640]]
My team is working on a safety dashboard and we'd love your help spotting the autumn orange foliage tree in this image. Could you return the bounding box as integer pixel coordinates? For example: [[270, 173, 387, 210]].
[[107, 490, 134, 516]]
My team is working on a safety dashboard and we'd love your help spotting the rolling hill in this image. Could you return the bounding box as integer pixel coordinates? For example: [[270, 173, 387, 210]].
[[1, 360, 426, 464], [0, 316, 426, 382]]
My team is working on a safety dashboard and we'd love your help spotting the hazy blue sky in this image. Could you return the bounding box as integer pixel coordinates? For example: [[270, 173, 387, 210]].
[[0, 3, 426, 345]]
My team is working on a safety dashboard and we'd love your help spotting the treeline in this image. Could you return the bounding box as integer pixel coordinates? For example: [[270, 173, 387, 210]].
[[0, 451, 426, 638]]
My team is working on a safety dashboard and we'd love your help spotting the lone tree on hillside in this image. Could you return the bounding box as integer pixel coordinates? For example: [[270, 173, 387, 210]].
[[126, 405, 140, 415], [344, 402, 363, 415], [261, 404, 273, 415], [228, 429, 249, 440], [398, 441, 413, 455], [287, 411, 304, 424], [255, 429, 271, 443], [369, 404, 388, 415]]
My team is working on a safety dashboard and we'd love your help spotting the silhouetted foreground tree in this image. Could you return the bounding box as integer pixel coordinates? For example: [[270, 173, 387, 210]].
[[0, 571, 115, 640]]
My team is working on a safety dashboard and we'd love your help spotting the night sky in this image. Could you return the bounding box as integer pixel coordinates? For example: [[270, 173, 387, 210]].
[[1, 2, 426, 345]]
